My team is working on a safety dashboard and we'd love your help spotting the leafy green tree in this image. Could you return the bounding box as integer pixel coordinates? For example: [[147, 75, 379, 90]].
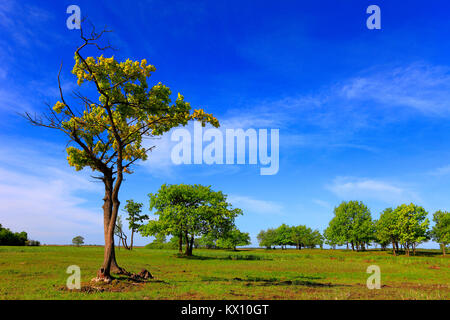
[[323, 221, 343, 249], [274, 224, 293, 249], [394, 203, 429, 256], [324, 201, 374, 251], [431, 210, 450, 256], [306, 229, 324, 249], [141, 184, 242, 256], [257, 229, 277, 249], [216, 228, 251, 250], [123, 200, 148, 250], [291, 225, 309, 249], [375, 208, 400, 255], [72, 236, 84, 247], [24, 27, 219, 281]]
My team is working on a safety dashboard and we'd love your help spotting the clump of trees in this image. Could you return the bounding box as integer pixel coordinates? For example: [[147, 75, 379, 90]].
[[140, 184, 243, 256], [257, 224, 323, 249], [375, 204, 429, 256], [0, 224, 28, 246], [324, 201, 436, 256]]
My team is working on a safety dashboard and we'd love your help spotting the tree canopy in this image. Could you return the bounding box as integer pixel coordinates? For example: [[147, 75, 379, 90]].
[[324, 201, 374, 251]]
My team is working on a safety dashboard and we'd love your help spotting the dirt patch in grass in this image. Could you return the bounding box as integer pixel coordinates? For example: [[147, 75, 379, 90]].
[[56, 277, 166, 293], [428, 265, 440, 270]]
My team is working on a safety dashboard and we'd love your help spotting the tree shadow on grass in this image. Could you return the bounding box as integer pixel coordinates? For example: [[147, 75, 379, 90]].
[[174, 253, 272, 261], [384, 250, 444, 257], [199, 275, 348, 288]]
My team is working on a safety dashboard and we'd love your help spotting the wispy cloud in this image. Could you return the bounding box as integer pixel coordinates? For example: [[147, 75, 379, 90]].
[[312, 199, 332, 209], [326, 176, 420, 204], [228, 194, 284, 215], [340, 63, 450, 116]]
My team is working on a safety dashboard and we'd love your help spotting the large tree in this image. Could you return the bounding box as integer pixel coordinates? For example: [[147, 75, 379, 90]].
[[25, 27, 218, 281], [394, 203, 429, 256], [141, 184, 242, 256], [324, 201, 374, 251]]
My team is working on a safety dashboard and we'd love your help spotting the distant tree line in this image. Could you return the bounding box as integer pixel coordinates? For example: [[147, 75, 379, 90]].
[[257, 224, 324, 249], [0, 224, 39, 246], [93, 182, 450, 258], [254, 201, 449, 256]]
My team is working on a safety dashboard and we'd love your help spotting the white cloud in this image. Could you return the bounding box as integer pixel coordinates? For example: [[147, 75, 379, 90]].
[[228, 194, 284, 215], [326, 176, 420, 204]]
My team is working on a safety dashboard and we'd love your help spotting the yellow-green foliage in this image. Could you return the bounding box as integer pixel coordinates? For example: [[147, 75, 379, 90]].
[[52, 53, 219, 173]]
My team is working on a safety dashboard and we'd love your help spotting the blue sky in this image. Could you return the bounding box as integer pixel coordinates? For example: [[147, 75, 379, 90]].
[[1, 0, 450, 248]]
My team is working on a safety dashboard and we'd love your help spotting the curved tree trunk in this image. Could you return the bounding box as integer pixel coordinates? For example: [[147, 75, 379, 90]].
[[96, 172, 127, 282]]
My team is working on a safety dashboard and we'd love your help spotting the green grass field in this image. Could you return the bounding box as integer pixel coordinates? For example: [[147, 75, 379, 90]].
[[0, 246, 448, 300]]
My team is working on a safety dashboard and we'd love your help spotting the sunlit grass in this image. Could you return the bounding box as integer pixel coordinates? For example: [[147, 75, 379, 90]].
[[0, 246, 448, 299]]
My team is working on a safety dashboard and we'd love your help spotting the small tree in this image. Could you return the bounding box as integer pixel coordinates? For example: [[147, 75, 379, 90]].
[[216, 228, 251, 250], [72, 236, 84, 247], [257, 228, 277, 249], [124, 200, 148, 250], [431, 210, 450, 256], [114, 215, 129, 250]]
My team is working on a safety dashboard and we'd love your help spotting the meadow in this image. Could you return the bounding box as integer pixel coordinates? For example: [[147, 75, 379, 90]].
[[0, 246, 448, 300]]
